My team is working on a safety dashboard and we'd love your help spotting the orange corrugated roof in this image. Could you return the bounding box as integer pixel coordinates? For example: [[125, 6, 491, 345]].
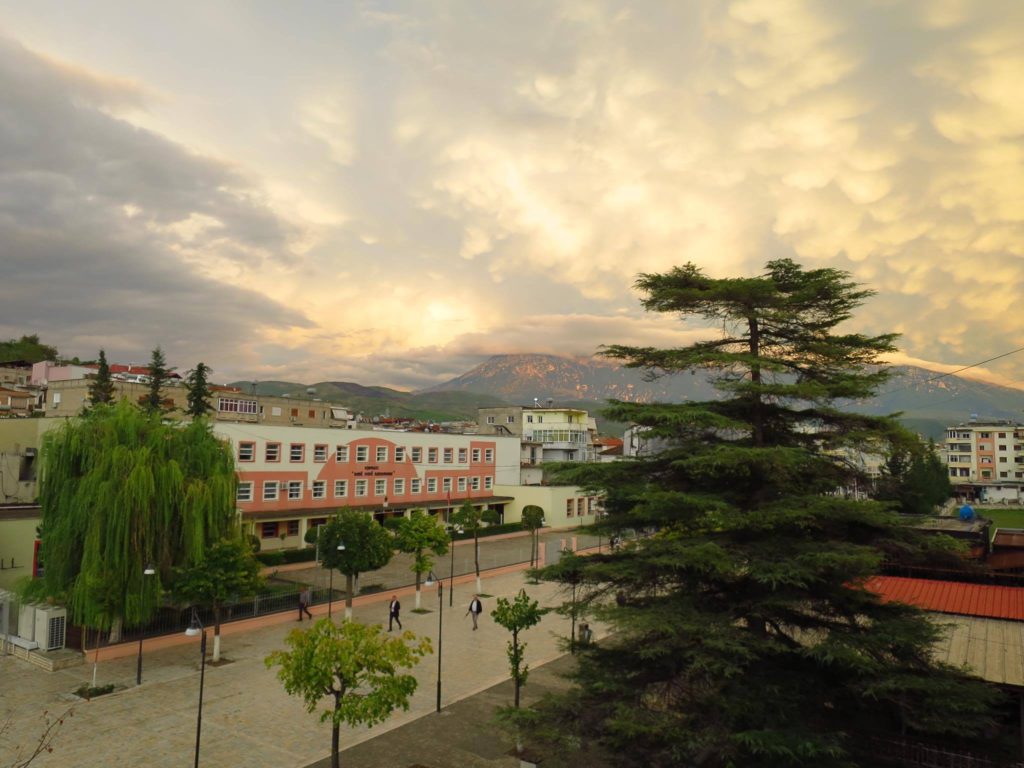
[[865, 575, 1024, 621]]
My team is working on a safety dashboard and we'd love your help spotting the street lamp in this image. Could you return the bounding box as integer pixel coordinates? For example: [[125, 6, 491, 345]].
[[424, 570, 443, 712], [447, 525, 462, 608], [184, 608, 207, 768], [328, 541, 345, 619], [135, 565, 155, 686]]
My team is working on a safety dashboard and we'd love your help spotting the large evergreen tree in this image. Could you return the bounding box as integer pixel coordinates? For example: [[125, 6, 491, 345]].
[[33, 401, 238, 640], [533, 260, 998, 767], [876, 438, 952, 516], [87, 349, 115, 407], [143, 346, 172, 414]]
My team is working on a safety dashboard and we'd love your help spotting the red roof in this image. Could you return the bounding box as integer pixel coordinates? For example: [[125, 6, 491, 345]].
[[865, 575, 1024, 621]]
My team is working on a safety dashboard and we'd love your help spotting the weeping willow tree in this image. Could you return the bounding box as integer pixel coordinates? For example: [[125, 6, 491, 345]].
[[33, 400, 238, 641]]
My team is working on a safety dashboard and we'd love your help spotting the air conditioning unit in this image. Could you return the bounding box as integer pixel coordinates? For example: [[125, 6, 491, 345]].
[[34, 605, 67, 651], [18, 602, 36, 642]]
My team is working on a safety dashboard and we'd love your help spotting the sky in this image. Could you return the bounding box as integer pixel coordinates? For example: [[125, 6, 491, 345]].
[[1, 0, 1022, 390]]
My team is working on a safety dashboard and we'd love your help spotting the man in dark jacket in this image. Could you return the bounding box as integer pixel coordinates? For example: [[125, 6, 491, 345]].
[[466, 595, 483, 630], [388, 595, 402, 631]]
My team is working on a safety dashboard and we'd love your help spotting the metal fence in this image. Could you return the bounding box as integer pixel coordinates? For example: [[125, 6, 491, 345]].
[[861, 736, 1023, 768]]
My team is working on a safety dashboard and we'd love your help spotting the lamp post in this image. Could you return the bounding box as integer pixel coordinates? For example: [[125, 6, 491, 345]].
[[447, 525, 462, 608], [135, 565, 155, 686], [184, 608, 207, 768], [424, 571, 443, 712], [328, 541, 345, 619]]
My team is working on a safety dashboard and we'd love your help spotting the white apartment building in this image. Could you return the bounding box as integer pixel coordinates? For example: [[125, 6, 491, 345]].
[[944, 421, 1024, 502], [477, 405, 597, 484]]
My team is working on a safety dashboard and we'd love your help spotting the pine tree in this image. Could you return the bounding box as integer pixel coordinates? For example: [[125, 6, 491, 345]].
[[184, 361, 213, 418], [87, 349, 115, 406], [143, 346, 172, 414], [877, 438, 952, 515], [533, 260, 998, 767]]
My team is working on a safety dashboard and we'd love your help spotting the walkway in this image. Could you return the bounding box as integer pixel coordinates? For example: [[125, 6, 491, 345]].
[[0, 566, 592, 768]]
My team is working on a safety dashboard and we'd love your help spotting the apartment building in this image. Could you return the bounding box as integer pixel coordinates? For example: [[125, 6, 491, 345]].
[[212, 423, 521, 550], [477, 405, 597, 484], [944, 421, 1024, 502]]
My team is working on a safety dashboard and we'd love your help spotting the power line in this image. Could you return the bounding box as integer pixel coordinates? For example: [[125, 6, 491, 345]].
[[879, 344, 1024, 400]]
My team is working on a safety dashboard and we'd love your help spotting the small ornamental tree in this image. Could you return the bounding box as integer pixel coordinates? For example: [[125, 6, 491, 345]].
[[183, 362, 213, 418], [266, 619, 430, 768], [173, 537, 264, 662], [392, 509, 449, 610], [451, 500, 500, 593], [143, 346, 173, 414], [318, 509, 394, 620], [492, 589, 546, 709], [87, 349, 115, 407], [521, 506, 545, 567]]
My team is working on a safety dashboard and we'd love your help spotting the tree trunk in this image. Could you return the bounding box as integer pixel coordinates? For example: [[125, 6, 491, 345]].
[[332, 693, 342, 768], [212, 604, 222, 663], [474, 533, 480, 581], [345, 573, 354, 622], [415, 571, 422, 610], [108, 616, 122, 644]]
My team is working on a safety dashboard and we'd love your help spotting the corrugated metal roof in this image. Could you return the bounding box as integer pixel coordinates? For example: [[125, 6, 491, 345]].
[[866, 575, 1024, 621], [930, 615, 1024, 687]]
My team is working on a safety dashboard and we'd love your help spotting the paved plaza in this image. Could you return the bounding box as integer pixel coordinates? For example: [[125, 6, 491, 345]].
[[1, 563, 592, 768]]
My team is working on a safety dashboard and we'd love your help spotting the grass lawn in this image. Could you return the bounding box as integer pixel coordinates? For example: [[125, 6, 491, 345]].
[[980, 508, 1024, 541]]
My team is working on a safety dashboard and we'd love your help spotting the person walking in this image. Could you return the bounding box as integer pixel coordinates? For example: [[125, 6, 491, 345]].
[[466, 594, 483, 631], [298, 586, 313, 621], [388, 595, 402, 631]]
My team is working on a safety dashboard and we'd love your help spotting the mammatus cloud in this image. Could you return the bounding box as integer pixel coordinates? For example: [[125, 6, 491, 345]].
[[1, 0, 1022, 391]]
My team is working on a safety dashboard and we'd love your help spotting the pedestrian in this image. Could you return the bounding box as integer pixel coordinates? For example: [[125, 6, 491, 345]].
[[298, 585, 313, 621], [466, 594, 483, 630], [388, 594, 402, 631]]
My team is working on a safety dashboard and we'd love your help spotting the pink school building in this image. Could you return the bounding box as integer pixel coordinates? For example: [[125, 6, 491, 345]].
[[211, 423, 522, 549]]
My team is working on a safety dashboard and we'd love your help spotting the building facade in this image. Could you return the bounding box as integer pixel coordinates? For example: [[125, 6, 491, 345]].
[[212, 423, 521, 550], [944, 421, 1024, 502], [477, 405, 597, 483]]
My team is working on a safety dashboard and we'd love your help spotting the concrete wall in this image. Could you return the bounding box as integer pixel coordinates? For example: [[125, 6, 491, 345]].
[[0, 512, 40, 589], [494, 483, 601, 529]]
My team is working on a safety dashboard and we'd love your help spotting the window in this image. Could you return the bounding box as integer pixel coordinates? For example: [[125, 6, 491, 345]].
[[394, 478, 405, 495], [443, 448, 453, 463], [469, 448, 479, 462], [263, 481, 279, 501], [566, 498, 574, 517], [290, 443, 304, 462], [236, 481, 253, 502], [537, 416, 543, 423], [52, 392, 62, 406], [261, 522, 278, 539], [376, 446, 388, 462], [314, 444, 328, 462], [443, 477, 452, 492], [290, 408, 299, 418], [355, 479, 368, 497], [458, 448, 468, 463], [308, 409, 315, 419], [334, 480, 348, 498], [309, 517, 327, 529], [506, 415, 514, 423], [218, 397, 258, 415], [288, 481, 303, 500], [484, 448, 494, 463], [458, 477, 467, 491], [238, 441, 255, 462], [395, 447, 405, 462], [312, 480, 326, 499], [982, 470, 992, 478], [981, 432, 991, 438], [336, 445, 349, 462], [266, 443, 281, 462], [577, 497, 585, 516], [411, 447, 422, 463], [471, 477, 480, 491], [981, 457, 993, 464], [999, 432, 1007, 438], [1000, 457, 1009, 463], [486, 416, 495, 424], [428, 447, 438, 463], [999, 444, 1008, 451], [484, 476, 493, 490], [526, 415, 533, 423], [410, 478, 421, 494], [1001, 472, 1009, 478], [271, 406, 282, 416], [356, 445, 369, 462], [287, 520, 300, 536], [375, 478, 387, 496], [959, 468, 969, 477], [427, 478, 437, 493]]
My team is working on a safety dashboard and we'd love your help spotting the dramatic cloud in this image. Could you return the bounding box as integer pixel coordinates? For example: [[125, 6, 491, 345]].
[[1, 1, 1022, 390]]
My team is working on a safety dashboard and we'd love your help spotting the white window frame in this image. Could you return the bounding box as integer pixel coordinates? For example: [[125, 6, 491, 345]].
[[355, 479, 368, 497], [263, 481, 278, 501], [376, 446, 388, 462], [289, 443, 304, 462], [428, 447, 438, 463], [458, 448, 467, 463], [313, 444, 328, 462], [238, 442, 255, 462], [486, 416, 495, 424], [336, 445, 349, 462], [484, 476, 493, 490], [356, 445, 369, 462], [427, 478, 437, 493], [266, 443, 281, 462], [375, 478, 387, 496], [395, 447, 406, 462], [312, 480, 326, 499], [471, 448, 481, 462], [471, 476, 480, 491], [288, 481, 303, 500], [443, 448, 453, 463], [237, 481, 253, 502], [334, 479, 348, 498], [484, 448, 494, 463], [410, 478, 421, 494], [443, 477, 452, 492], [394, 478, 405, 495], [458, 477, 467, 492], [411, 447, 422, 463]]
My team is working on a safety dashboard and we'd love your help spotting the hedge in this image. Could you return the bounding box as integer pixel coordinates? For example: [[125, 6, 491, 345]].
[[452, 522, 524, 540]]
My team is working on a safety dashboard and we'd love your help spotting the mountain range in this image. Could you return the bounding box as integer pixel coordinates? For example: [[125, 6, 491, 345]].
[[231, 354, 1024, 438]]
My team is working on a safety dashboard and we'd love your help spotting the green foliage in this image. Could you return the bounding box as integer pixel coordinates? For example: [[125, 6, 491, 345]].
[[534, 260, 1000, 767], [87, 349, 115, 407], [184, 362, 213, 418], [491, 589, 546, 708], [143, 346, 172, 414], [522, 506, 545, 567], [452, 501, 497, 579], [34, 401, 238, 631], [173, 537, 263, 626], [318, 509, 394, 577], [265, 619, 430, 768], [452, 521, 522, 540], [392, 509, 449, 584], [876, 437, 952, 515], [0, 333, 57, 364]]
